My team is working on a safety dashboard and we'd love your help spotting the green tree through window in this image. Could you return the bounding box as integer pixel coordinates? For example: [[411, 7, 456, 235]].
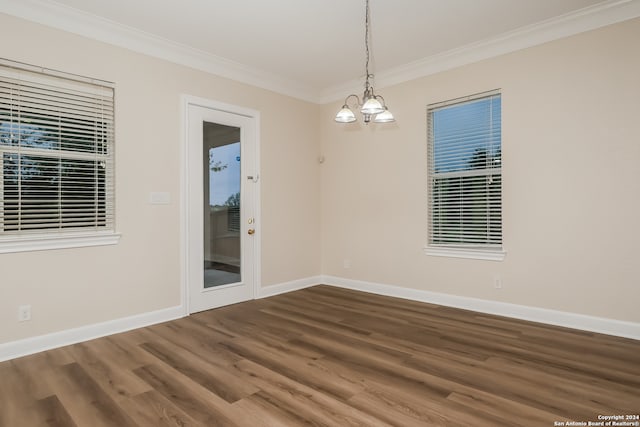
[[428, 92, 502, 248], [0, 61, 114, 236]]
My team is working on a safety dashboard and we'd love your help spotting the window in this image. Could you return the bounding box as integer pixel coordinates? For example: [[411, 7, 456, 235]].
[[426, 90, 503, 260], [0, 59, 118, 253]]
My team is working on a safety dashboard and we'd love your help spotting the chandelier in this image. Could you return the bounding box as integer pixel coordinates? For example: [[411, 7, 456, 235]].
[[334, 0, 395, 124]]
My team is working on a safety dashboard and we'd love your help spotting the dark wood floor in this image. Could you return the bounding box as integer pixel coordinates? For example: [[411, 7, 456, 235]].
[[1, 285, 639, 426]]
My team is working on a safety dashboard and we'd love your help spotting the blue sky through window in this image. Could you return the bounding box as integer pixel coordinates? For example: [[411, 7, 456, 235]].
[[432, 96, 501, 173], [209, 142, 241, 206]]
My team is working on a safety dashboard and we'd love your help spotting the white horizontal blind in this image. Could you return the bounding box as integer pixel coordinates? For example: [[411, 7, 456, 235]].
[[428, 90, 501, 248], [0, 60, 115, 235]]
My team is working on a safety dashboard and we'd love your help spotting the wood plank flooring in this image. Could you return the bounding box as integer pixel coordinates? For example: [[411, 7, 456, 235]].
[[1, 285, 638, 426]]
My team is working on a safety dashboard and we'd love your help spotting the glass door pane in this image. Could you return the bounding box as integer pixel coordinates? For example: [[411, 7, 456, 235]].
[[203, 122, 241, 288]]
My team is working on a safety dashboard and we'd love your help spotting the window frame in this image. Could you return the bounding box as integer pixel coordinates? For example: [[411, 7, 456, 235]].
[[0, 59, 119, 253], [425, 90, 505, 261]]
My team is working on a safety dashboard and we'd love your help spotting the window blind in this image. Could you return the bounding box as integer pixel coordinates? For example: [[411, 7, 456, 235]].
[[0, 60, 115, 235], [428, 90, 501, 248]]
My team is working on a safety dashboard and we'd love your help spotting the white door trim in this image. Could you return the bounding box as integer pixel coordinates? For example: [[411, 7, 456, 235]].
[[180, 95, 261, 315]]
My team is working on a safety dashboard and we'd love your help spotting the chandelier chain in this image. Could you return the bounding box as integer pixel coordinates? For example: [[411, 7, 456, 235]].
[[365, 0, 371, 89]]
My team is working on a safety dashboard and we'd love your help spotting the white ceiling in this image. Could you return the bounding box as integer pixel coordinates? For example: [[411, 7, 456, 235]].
[[2, 0, 640, 102]]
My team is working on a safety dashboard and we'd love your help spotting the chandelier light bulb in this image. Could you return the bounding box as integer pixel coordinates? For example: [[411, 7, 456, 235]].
[[334, 105, 357, 123], [373, 107, 395, 123], [361, 97, 385, 115]]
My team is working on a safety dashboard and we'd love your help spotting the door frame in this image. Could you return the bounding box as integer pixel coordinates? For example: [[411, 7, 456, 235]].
[[180, 95, 261, 315]]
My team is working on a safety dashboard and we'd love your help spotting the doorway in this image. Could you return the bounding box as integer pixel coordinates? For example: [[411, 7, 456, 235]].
[[184, 99, 259, 313]]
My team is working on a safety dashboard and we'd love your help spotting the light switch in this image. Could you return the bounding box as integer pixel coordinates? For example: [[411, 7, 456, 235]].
[[149, 192, 170, 205]]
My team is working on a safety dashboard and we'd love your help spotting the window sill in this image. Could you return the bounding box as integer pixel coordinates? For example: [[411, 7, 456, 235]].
[[424, 246, 506, 261], [0, 231, 121, 254]]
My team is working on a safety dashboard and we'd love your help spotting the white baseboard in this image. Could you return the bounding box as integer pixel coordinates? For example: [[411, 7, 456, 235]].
[[321, 275, 640, 341], [0, 305, 185, 362], [3, 274, 637, 362], [0, 275, 322, 363], [257, 275, 322, 299]]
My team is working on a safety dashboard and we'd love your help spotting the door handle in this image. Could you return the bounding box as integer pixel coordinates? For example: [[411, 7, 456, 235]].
[[247, 228, 255, 235]]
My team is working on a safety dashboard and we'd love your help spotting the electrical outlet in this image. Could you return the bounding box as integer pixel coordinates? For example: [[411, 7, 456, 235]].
[[494, 276, 503, 289], [18, 305, 31, 322], [343, 259, 351, 269]]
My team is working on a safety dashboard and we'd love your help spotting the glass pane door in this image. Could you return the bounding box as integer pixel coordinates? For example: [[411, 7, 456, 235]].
[[203, 122, 241, 288]]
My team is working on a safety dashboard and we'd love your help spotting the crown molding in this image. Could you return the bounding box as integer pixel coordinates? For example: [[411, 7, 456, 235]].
[[0, 0, 321, 102], [2, 0, 639, 105], [319, 0, 640, 103]]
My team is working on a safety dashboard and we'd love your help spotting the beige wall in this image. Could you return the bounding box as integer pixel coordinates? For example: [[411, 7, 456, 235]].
[[320, 18, 640, 323], [2, 12, 638, 346], [0, 13, 322, 343]]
